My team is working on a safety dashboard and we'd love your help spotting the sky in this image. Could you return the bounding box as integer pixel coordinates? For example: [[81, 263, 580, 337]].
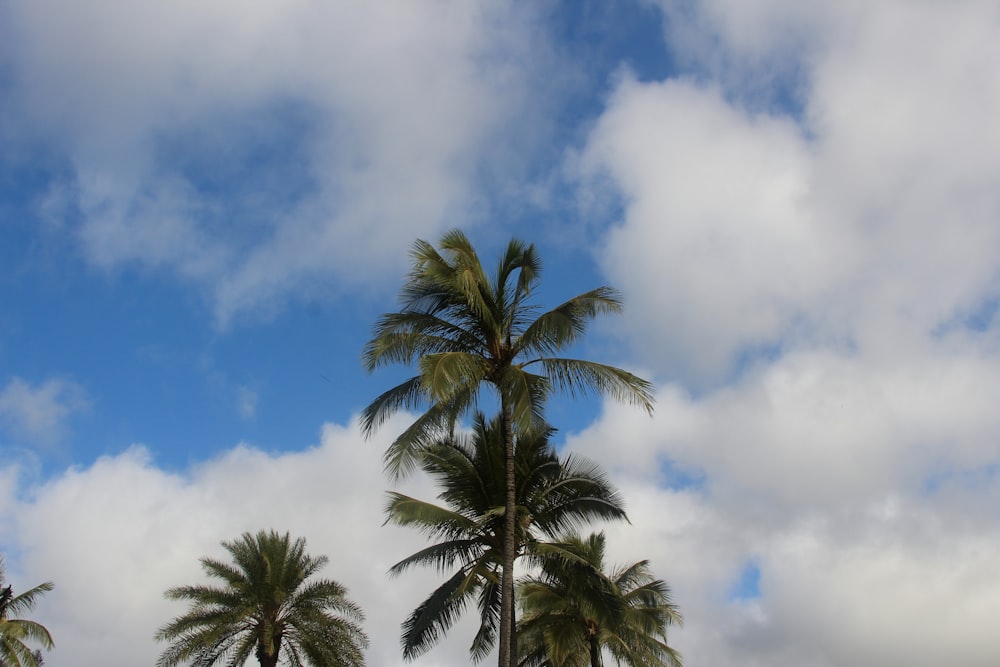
[[2, 0, 1000, 665]]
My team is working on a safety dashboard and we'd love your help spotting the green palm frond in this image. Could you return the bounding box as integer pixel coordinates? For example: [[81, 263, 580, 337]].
[[387, 416, 627, 663], [155, 530, 368, 667], [536, 358, 654, 413], [384, 493, 480, 539], [400, 566, 482, 660], [419, 352, 489, 401], [365, 231, 655, 667], [516, 532, 682, 667], [0, 559, 55, 667], [515, 287, 624, 357], [387, 539, 485, 577], [381, 387, 477, 479]]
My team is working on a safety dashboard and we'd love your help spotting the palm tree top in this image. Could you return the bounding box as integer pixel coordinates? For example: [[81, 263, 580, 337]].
[[0, 555, 55, 667], [155, 530, 368, 667], [518, 532, 683, 667], [362, 229, 654, 477]]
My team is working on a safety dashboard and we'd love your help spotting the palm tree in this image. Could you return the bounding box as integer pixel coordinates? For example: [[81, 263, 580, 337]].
[[517, 532, 682, 667], [0, 556, 54, 667], [155, 530, 368, 667], [386, 414, 627, 662], [363, 229, 654, 667]]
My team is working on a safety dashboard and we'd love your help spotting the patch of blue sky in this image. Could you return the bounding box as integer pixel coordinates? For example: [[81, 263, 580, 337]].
[[729, 558, 762, 601], [148, 96, 326, 236], [659, 458, 706, 493], [922, 463, 999, 496], [933, 295, 1000, 337]]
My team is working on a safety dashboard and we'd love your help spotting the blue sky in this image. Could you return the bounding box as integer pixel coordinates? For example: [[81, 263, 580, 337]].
[[3, 1, 1000, 666]]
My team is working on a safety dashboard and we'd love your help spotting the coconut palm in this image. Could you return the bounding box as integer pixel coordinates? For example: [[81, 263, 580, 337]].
[[517, 532, 682, 667], [386, 413, 626, 662], [363, 229, 654, 667], [0, 556, 54, 667], [155, 530, 368, 667]]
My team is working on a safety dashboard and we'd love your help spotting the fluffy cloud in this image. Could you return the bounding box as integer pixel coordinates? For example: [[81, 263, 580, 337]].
[[563, 1, 1000, 665], [0, 377, 90, 448], [3, 0, 549, 325], [1, 415, 496, 667], [583, 0, 1000, 386]]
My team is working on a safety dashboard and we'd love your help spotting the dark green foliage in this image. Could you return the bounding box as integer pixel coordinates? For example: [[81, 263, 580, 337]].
[[518, 533, 682, 667], [155, 530, 368, 667], [385, 414, 627, 662], [363, 230, 654, 667]]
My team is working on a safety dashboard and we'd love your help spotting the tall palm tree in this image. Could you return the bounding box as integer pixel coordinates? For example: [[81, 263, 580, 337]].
[[517, 533, 682, 667], [363, 229, 654, 667], [155, 530, 368, 667], [386, 414, 627, 662], [0, 556, 54, 667]]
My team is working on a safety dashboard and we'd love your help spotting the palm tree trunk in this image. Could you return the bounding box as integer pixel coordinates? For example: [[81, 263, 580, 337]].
[[589, 634, 603, 667], [257, 641, 280, 667], [498, 401, 517, 667]]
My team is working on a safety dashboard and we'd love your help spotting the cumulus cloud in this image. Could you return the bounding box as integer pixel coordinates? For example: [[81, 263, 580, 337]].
[[0, 415, 496, 667], [0, 377, 90, 447], [582, 0, 1000, 386], [561, 2, 1000, 665], [3, 0, 550, 325]]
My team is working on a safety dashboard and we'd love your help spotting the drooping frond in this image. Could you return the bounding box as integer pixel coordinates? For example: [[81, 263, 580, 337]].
[[400, 566, 482, 660], [360, 375, 426, 437], [363, 312, 485, 371], [381, 386, 477, 479], [515, 287, 624, 357], [384, 493, 480, 540], [535, 358, 654, 414]]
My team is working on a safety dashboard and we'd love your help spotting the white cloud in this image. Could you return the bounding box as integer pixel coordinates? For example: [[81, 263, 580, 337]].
[[562, 1, 1000, 665], [581, 0, 1000, 386], [0, 377, 90, 447], [580, 76, 838, 383], [1, 415, 498, 667], [236, 386, 258, 420], [4, 0, 550, 326]]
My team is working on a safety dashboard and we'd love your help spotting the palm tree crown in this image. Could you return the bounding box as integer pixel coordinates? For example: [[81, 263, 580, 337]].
[[362, 229, 654, 477], [363, 229, 654, 667], [517, 532, 682, 667], [0, 556, 54, 667], [385, 414, 627, 662], [155, 530, 368, 667]]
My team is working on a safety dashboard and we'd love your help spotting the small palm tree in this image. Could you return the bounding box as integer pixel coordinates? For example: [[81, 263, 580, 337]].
[[155, 530, 368, 667], [517, 533, 682, 667], [386, 414, 627, 662], [363, 230, 654, 667], [0, 556, 54, 667]]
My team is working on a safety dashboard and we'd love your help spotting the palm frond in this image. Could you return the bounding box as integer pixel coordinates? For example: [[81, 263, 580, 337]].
[[360, 375, 426, 437], [400, 566, 482, 660], [516, 286, 624, 357], [536, 358, 655, 414], [155, 530, 368, 667]]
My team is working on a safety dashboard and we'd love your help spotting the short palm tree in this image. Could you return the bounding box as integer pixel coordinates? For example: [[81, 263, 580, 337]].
[[155, 530, 368, 667], [386, 413, 627, 662], [363, 229, 654, 667], [517, 533, 682, 667], [0, 556, 54, 667]]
